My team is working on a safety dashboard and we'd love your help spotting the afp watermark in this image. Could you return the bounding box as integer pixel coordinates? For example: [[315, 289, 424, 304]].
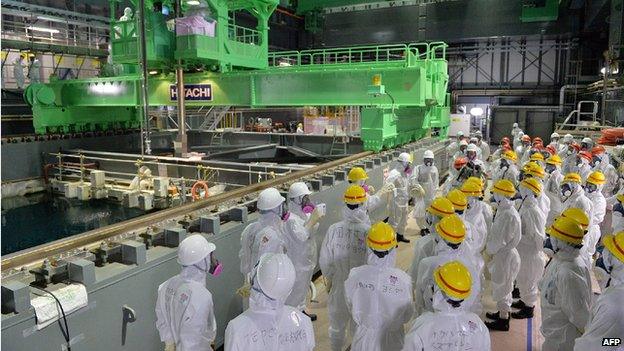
[[602, 338, 622, 347]]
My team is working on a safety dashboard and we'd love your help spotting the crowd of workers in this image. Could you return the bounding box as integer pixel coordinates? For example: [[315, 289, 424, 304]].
[[154, 125, 624, 351]]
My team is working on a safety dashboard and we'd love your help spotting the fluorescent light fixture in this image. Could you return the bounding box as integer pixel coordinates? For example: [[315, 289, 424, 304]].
[[37, 15, 67, 23], [186, 0, 200, 5], [470, 107, 484, 117], [278, 60, 291, 67], [88, 82, 123, 96], [600, 67, 619, 75], [27, 26, 60, 34], [149, 70, 159, 75]]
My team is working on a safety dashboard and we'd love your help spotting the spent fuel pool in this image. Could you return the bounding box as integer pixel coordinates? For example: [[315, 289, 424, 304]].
[[1, 193, 149, 255]]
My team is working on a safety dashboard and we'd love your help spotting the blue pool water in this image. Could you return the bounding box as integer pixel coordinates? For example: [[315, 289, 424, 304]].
[[1, 193, 147, 255]]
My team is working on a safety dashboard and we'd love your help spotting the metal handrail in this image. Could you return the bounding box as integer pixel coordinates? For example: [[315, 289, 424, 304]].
[[227, 23, 260, 45], [268, 42, 447, 68]]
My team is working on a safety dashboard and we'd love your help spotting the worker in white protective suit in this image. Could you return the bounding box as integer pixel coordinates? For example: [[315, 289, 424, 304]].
[[347, 166, 394, 214], [511, 123, 522, 140], [581, 137, 594, 152], [120, 7, 133, 21], [447, 131, 465, 156], [474, 130, 491, 161], [560, 173, 593, 217], [516, 134, 531, 158], [410, 150, 439, 229], [409, 197, 455, 286], [461, 179, 490, 254], [484, 179, 522, 331], [128, 165, 153, 190], [447, 189, 485, 274], [490, 137, 512, 161], [592, 146, 619, 198], [562, 142, 581, 174], [540, 216, 592, 351], [522, 162, 551, 219], [441, 156, 468, 196], [574, 231, 624, 351], [582, 171, 607, 268], [559, 134, 575, 157], [283, 182, 325, 321], [549, 132, 561, 150], [577, 151, 594, 181], [225, 253, 315, 351], [238, 188, 287, 298], [544, 155, 564, 225], [414, 214, 482, 315], [511, 178, 546, 319], [386, 152, 414, 243], [345, 222, 414, 351], [450, 140, 469, 170], [319, 185, 370, 351], [402, 261, 491, 351], [492, 150, 520, 186], [28, 56, 41, 84], [156, 234, 222, 351], [13, 55, 25, 89]]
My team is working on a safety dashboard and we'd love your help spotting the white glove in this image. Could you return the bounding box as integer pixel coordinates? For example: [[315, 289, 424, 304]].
[[305, 206, 325, 230], [236, 282, 251, 298], [410, 184, 425, 198], [377, 182, 395, 196]]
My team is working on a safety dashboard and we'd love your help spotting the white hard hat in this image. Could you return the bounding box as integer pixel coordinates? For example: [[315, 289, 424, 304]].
[[467, 144, 478, 152], [398, 152, 411, 163], [469, 137, 478, 143], [457, 131, 464, 137], [257, 188, 285, 211], [563, 134, 573, 141], [177, 234, 215, 266], [582, 137, 593, 144], [550, 132, 560, 139], [255, 253, 296, 300], [423, 150, 434, 159], [288, 182, 311, 199], [474, 130, 482, 136], [518, 131, 524, 137], [459, 140, 468, 146], [513, 122, 519, 128]]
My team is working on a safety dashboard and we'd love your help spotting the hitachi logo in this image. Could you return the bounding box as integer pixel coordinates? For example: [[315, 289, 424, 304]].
[[170, 84, 212, 101]]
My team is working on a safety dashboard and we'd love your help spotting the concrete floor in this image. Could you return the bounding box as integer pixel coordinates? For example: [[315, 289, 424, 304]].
[[307, 216, 546, 351]]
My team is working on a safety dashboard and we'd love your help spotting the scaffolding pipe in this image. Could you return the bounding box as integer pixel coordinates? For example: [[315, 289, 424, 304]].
[[138, 0, 151, 155]]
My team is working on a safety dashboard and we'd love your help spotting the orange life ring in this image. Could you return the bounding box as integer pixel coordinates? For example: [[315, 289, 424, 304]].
[[191, 181, 209, 200]]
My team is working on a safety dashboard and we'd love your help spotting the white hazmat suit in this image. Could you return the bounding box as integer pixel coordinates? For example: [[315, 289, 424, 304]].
[[486, 197, 521, 315], [516, 193, 547, 307], [345, 249, 414, 351], [319, 206, 370, 351]]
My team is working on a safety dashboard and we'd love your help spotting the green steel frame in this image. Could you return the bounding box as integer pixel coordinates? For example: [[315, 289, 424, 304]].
[[24, 0, 450, 151]]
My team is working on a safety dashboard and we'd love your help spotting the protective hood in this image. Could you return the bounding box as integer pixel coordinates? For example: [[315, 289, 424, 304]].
[[259, 210, 285, 228], [180, 264, 207, 284], [432, 289, 466, 313], [342, 205, 371, 225], [287, 198, 307, 219], [366, 248, 397, 268], [249, 287, 284, 312], [552, 237, 581, 260]]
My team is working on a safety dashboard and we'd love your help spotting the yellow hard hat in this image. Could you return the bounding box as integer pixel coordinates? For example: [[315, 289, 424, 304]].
[[525, 162, 545, 179], [344, 185, 367, 205], [502, 150, 518, 162], [348, 167, 368, 182], [546, 154, 562, 166], [603, 231, 624, 263], [460, 180, 482, 197], [366, 222, 397, 251], [434, 260, 472, 300], [427, 197, 456, 218], [562, 173, 582, 184], [447, 189, 468, 211], [586, 171, 606, 185], [520, 177, 542, 195], [547, 216, 585, 245], [492, 179, 516, 198], [465, 176, 484, 190], [530, 153, 544, 161], [560, 207, 590, 231], [618, 193, 624, 203], [435, 214, 466, 244]]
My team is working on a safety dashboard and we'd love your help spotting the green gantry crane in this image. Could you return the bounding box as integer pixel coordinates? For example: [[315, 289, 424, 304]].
[[24, 0, 450, 151]]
